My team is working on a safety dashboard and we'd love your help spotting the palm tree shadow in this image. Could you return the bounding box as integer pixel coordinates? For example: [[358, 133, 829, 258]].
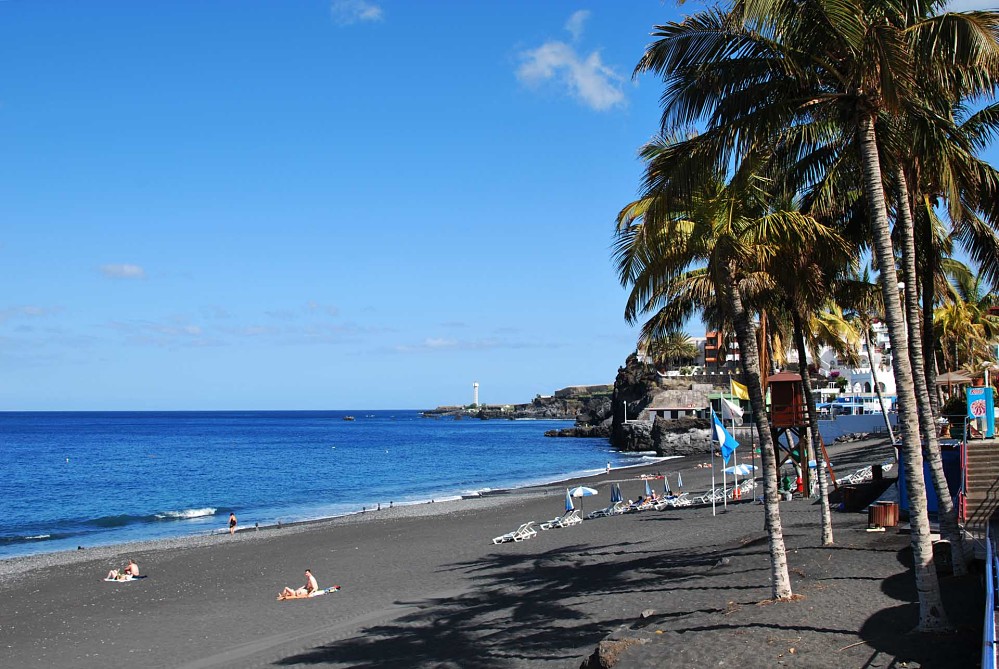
[[273, 536, 771, 667]]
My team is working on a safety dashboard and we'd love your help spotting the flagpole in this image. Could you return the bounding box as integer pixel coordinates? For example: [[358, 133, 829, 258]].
[[711, 445, 716, 517]]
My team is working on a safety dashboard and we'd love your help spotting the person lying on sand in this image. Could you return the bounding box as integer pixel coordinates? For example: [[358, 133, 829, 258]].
[[106, 558, 139, 581], [277, 569, 318, 600]]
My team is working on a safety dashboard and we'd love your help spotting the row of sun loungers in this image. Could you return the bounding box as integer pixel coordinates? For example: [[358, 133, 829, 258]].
[[585, 492, 693, 519], [691, 480, 756, 505], [495, 479, 762, 544], [838, 460, 895, 485]]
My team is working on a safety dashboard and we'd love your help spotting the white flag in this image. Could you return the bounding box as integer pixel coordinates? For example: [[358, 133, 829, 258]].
[[720, 397, 744, 421]]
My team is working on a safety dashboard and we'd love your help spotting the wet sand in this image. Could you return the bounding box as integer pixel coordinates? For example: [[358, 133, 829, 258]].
[[0, 438, 982, 668]]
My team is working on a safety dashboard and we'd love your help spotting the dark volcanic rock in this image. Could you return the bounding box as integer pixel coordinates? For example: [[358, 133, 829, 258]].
[[544, 425, 612, 438], [651, 416, 712, 456]]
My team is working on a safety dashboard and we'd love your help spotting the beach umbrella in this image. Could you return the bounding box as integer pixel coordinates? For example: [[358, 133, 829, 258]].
[[568, 486, 598, 514], [610, 483, 623, 504], [723, 464, 756, 476], [677, 472, 683, 489], [644, 479, 653, 498], [564, 488, 574, 513], [663, 475, 672, 496]]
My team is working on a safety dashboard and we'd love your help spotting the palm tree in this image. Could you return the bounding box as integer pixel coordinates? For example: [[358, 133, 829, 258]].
[[894, 166, 970, 575], [616, 141, 841, 600], [631, 0, 999, 631], [768, 236, 856, 546], [934, 272, 999, 371], [645, 331, 700, 371]]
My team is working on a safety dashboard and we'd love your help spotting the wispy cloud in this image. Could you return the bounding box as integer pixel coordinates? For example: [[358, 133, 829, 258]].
[[100, 263, 146, 280], [306, 300, 340, 317], [565, 10, 590, 42], [516, 14, 625, 111], [106, 319, 221, 348], [0, 305, 62, 325], [393, 336, 562, 353], [331, 0, 383, 25]]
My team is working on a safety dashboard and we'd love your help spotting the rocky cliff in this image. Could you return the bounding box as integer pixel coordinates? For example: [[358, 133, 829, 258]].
[[609, 354, 721, 456]]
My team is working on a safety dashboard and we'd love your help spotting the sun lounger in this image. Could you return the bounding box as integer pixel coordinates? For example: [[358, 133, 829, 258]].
[[587, 501, 626, 519], [624, 499, 655, 513], [541, 510, 577, 530], [492, 521, 536, 544], [653, 492, 692, 510]]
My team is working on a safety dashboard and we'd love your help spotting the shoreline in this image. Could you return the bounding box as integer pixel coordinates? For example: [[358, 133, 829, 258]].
[[0, 448, 680, 570], [4, 435, 975, 669], [0, 453, 685, 583]]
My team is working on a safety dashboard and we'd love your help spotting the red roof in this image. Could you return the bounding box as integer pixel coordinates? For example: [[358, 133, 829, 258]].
[[767, 372, 802, 383]]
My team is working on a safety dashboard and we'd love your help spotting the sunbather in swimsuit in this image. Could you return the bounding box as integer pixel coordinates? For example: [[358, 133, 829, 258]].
[[278, 569, 318, 599]]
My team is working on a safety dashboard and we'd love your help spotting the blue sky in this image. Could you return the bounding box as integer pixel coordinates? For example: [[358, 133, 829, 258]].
[[2, 1, 995, 411], [0, 1, 690, 410]]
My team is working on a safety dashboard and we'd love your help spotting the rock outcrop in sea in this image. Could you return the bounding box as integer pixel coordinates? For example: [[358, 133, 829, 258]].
[[423, 385, 614, 435]]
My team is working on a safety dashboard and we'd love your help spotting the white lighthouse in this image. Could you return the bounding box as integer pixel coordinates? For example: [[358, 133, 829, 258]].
[[473, 382, 479, 407]]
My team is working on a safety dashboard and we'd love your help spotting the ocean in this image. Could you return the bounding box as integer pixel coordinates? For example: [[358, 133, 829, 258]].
[[0, 410, 661, 560]]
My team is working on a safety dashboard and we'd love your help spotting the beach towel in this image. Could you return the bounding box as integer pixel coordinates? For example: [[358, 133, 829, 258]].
[[277, 585, 340, 601], [103, 575, 146, 583]]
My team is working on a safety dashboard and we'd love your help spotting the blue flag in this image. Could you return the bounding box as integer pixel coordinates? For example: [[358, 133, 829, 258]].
[[711, 409, 739, 465]]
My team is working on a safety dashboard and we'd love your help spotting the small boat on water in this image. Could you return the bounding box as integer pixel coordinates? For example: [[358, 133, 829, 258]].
[[343, 416, 355, 421]]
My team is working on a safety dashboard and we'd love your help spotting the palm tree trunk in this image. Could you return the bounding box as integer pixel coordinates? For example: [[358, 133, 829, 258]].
[[865, 327, 897, 445], [791, 309, 834, 545], [858, 114, 948, 631], [896, 167, 968, 576], [921, 220, 940, 415], [729, 271, 793, 599]]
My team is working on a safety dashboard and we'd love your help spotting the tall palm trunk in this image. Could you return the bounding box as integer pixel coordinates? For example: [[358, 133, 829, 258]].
[[896, 168, 968, 576], [921, 221, 940, 415], [729, 271, 793, 599], [859, 115, 948, 631], [791, 310, 834, 545], [864, 327, 897, 445]]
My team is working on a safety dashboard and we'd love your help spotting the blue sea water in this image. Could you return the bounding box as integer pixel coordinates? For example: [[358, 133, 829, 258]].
[[0, 410, 660, 560]]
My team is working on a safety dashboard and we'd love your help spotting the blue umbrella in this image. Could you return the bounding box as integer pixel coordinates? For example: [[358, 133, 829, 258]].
[[677, 472, 683, 489], [663, 475, 672, 495], [610, 483, 623, 504], [564, 488, 575, 513], [644, 479, 653, 497]]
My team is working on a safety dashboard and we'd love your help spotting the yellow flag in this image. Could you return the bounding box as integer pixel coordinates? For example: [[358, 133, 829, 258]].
[[731, 379, 750, 401]]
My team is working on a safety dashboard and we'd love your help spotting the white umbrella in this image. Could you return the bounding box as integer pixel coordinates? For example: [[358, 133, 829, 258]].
[[568, 486, 598, 515], [723, 464, 756, 476]]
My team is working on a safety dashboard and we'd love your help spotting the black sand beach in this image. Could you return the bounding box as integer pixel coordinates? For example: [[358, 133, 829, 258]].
[[0, 438, 982, 668]]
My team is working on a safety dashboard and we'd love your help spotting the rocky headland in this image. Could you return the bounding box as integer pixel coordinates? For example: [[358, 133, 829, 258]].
[[425, 354, 742, 458]]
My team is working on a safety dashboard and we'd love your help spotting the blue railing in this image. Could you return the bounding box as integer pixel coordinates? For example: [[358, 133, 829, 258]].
[[984, 524, 997, 669]]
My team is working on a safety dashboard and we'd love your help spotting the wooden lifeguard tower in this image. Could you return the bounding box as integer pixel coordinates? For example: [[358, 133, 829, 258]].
[[768, 371, 816, 493]]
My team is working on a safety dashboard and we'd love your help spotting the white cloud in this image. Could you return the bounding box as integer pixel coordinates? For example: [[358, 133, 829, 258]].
[[331, 0, 383, 25], [517, 38, 625, 111], [565, 10, 590, 42], [100, 263, 146, 279]]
